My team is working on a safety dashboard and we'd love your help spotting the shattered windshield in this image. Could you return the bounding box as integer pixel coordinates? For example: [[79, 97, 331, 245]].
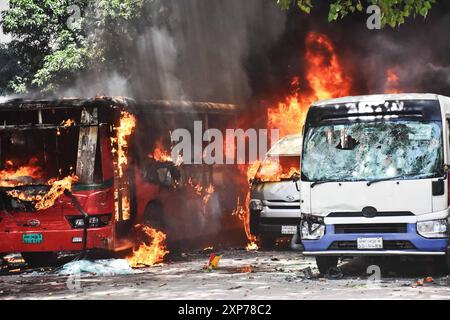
[[302, 120, 443, 182]]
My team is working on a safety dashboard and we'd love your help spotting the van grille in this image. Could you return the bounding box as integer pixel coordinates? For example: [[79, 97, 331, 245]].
[[260, 218, 301, 226], [334, 223, 407, 234], [327, 211, 414, 217], [328, 240, 416, 250], [267, 205, 300, 210]]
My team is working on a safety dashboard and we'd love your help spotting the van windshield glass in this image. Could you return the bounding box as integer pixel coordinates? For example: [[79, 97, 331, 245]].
[[302, 120, 443, 182]]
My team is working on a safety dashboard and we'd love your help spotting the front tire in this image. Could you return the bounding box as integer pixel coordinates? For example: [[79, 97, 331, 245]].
[[22, 252, 58, 268], [315, 256, 339, 274], [434, 252, 450, 275]]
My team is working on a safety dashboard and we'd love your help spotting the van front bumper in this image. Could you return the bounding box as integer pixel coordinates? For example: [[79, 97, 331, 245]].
[[302, 223, 448, 256]]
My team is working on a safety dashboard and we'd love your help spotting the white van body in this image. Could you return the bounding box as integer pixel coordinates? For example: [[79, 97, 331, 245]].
[[299, 94, 450, 273], [249, 135, 301, 247]]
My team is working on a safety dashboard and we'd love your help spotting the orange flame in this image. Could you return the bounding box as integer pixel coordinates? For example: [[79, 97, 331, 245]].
[[0, 158, 44, 188], [241, 32, 351, 249], [149, 138, 173, 162], [114, 111, 137, 178], [7, 175, 79, 211], [385, 67, 402, 93], [255, 158, 300, 183], [268, 32, 351, 137], [148, 137, 183, 165], [232, 194, 258, 251], [127, 224, 169, 268], [111, 111, 137, 221], [60, 119, 76, 128], [187, 178, 216, 214]]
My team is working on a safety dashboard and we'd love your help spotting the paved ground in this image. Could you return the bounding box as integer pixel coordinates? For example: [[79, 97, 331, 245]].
[[0, 248, 450, 300]]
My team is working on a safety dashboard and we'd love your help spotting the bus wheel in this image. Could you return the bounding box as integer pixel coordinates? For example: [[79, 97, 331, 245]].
[[315, 256, 339, 275], [143, 201, 165, 231], [22, 252, 58, 268]]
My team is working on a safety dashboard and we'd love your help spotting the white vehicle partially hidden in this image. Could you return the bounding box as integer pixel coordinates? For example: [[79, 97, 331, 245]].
[[249, 135, 301, 248], [300, 93, 450, 274]]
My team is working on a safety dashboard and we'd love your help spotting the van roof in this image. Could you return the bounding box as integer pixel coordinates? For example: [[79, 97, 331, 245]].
[[313, 93, 443, 107]]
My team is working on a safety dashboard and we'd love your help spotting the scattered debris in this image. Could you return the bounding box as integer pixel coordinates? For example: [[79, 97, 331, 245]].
[[204, 253, 222, 271], [2, 253, 25, 265], [327, 266, 343, 279], [412, 279, 424, 288], [59, 259, 133, 276], [271, 257, 280, 261], [424, 277, 433, 283], [301, 267, 314, 279], [235, 265, 253, 273]]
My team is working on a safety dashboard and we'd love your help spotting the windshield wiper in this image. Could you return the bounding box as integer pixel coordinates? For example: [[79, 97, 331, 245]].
[[366, 173, 436, 186], [311, 179, 338, 188]]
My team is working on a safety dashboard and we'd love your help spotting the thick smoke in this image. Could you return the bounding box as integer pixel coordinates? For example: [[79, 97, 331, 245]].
[[63, 0, 286, 104], [246, 1, 450, 102]]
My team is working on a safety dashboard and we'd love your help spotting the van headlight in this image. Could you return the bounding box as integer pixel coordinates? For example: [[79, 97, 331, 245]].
[[300, 217, 325, 240], [249, 199, 263, 212], [417, 219, 448, 238]]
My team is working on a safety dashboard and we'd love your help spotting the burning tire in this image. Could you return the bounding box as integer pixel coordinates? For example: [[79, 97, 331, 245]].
[[21, 252, 58, 268], [315, 256, 339, 275]]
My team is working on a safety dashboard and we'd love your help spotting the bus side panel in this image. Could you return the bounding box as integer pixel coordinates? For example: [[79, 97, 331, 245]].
[[133, 166, 160, 224]]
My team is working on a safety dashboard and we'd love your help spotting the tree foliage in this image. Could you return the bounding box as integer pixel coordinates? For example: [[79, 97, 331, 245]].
[[0, 0, 146, 94], [277, 0, 436, 28], [0, 0, 439, 95]]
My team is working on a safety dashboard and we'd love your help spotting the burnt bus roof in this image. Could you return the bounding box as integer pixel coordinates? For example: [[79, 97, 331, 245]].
[[0, 96, 241, 115], [306, 94, 443, 127]]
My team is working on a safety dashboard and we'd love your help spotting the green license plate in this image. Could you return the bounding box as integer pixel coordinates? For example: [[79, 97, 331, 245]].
[[22, 234, 43, 244]]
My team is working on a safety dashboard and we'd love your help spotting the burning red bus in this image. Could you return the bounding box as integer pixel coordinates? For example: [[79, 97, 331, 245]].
[[0, 97, 241, 267]]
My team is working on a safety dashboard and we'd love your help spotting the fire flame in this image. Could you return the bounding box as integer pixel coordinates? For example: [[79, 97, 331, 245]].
[[60, 119, 76, 128], [111, 111, 137, 221], [255, 158, 300, 183], [113, 111, 137, 178], [7, 175, 79, 211], [385, 67, 402, 93], [127, 224, 169, 268], [149, 137, 172, 162], [241, 32, 351, 249], [232, 194, 258, 251], [187, 178, 216, 214], [148, 137, 183, 166], [0, 158, 43, 188], [268, 32, 351, 137]]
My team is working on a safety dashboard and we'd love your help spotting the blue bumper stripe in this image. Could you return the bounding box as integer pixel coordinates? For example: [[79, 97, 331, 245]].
[[302, 224, 448, 253]]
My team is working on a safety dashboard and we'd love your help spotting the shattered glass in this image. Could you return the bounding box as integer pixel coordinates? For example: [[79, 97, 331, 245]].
[[302, 120, 443, 182]]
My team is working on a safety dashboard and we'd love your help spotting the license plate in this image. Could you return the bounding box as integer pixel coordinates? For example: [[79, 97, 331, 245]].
[[22, 233, 43, 244], [357, 237, 383, 249], [281, 225, 297, 235]]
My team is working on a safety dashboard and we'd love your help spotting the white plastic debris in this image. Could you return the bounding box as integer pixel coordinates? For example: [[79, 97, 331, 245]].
[[59, 259, 133, 276]]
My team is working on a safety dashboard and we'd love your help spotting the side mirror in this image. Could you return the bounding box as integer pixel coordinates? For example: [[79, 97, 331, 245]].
[[155, 167, 175, 187], [142, 159, 180, 187]]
